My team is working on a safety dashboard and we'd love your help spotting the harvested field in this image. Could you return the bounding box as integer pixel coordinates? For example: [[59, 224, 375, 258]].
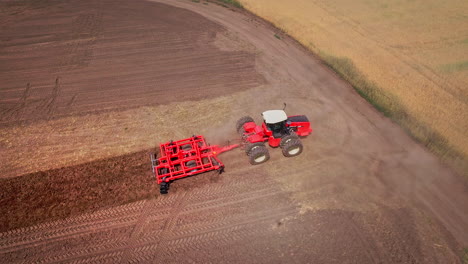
[[0, 0, 263, 126], [0, 0, 467, 263], [238, 0, 468, 176]]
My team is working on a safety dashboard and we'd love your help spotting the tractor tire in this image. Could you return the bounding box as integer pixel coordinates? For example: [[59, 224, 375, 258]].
[[282, 138, 303, 157], [280, 131, 298, 148], [159, 169, 170, 194], [236, 116, 254, 134], [160, 181, 169, 194], [245, 142, 265, 154], [248, 146, 270, 165]]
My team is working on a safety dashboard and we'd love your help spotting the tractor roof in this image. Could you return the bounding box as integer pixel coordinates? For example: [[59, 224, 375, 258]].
[[262, 110, 287, 124]]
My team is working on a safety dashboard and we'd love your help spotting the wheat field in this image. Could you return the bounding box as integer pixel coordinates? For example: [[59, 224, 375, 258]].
[[238, 0, 468, 176]]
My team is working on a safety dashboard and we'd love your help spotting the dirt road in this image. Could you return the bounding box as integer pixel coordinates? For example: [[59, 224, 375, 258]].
[[0, 0, 467, 263]]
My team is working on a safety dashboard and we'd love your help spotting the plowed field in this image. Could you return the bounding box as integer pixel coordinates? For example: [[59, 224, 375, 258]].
[[1, 0, 467, 263]]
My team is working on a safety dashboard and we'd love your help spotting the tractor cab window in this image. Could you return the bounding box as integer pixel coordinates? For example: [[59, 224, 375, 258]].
[[266, 121, 287, 138]]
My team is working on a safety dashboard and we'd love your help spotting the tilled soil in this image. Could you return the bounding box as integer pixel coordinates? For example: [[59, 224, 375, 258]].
[[0, 0, 467, 263], [0, 0, 263, 126], [0, 150, 157, 232], [0, 149, 229, 232]]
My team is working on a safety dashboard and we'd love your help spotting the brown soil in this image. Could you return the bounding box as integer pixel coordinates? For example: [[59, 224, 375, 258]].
[[0, 0, 263, 126], [0, 150, 463, 263], [0, 150, 156, 232], [0, 0, 467, 263], [0, 148, 230, 232]]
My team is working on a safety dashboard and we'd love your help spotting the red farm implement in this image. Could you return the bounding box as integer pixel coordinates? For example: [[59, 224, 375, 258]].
[[150, 135, 238, 194]]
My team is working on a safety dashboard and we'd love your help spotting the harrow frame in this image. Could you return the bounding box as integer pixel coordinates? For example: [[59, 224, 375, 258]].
[[150, 135, 238, 185]]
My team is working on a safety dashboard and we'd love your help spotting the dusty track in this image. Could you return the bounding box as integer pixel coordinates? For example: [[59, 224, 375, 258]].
[[1, 0, 467, 263]]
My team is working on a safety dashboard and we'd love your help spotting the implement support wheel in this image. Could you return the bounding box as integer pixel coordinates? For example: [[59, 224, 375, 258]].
[[159, 168, 170, 194]]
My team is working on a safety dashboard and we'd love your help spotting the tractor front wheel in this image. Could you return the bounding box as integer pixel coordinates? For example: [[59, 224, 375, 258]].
[[282, 139, 303, 157], [236, 116, 254, 134], [248, 146, 270, 165], [245, 142, 265, 154]]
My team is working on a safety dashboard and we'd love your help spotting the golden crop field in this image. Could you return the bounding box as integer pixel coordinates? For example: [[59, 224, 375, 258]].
[[238, 0, 468, 176]]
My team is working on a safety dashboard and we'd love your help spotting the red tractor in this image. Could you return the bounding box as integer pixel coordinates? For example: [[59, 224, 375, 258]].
[[236, 109, 312, 165]]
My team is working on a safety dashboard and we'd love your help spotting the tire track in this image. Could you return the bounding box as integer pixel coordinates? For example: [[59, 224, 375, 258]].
[[0, 201, 146, 252], [182, 174, 278, 206], [57, 10, 103, 72], [181, 186, 284, 214], [0, 164, 298, 264], [137, 190, 296, 245], [44, 77, 61, 118], [22, 226, 129, 263], [129, 208, 295, 263], [172, 205, 297, 240], [34, 241, 128, 264], [120, 192, 188, 263], [156, 212, 289, 263], [59, 251, 123, 264], [0, 200, 145, 237], [0, 217, 135, 254], [0, 82, 31, 121], [127, 170, 297, 261], [137, 180, 290, 238]]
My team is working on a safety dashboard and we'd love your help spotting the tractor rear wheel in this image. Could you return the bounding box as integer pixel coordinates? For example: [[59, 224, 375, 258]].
[[236, 116, 254, 134], [280, 131, 298, 148], [282, 138, 303, 157], [245, 142, 265, 154], [248, 146, 270, 165]]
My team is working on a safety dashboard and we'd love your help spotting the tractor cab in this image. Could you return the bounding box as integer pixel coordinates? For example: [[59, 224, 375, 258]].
[[262, 110, 289, 138]]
